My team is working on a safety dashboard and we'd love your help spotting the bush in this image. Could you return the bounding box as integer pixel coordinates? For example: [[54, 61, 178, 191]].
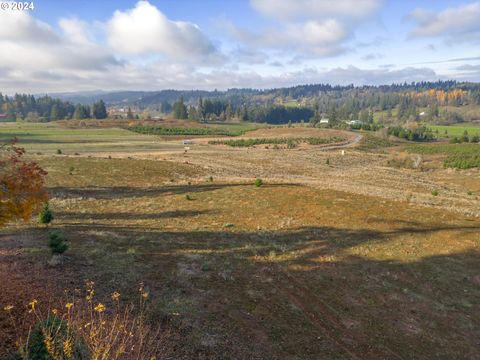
[[388, 126, 434, 142], [48, 231, 68, 255], [38, 203, 53, 225], [431, 190, 439, 196], [56, 149, 62, 155], [27, 316, 89, 360], [5, 283, 162, 359], [254, 178, 263, 187]]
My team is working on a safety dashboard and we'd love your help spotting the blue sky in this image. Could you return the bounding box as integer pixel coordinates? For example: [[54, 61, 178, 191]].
[[1, 0, 480, 93]]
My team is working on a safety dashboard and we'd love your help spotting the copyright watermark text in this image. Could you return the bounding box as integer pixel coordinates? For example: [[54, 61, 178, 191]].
[[1, 2, 35, 11]]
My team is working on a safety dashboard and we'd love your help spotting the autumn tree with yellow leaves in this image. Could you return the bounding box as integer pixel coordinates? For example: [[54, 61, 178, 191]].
[[0, 139, 48, 227]]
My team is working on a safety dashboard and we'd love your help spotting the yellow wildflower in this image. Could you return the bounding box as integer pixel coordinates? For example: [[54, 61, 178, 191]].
[[63, 338, 73, 359], [65, 303, 74, 310], [141, 291, 149, 300], [111, 291, 120, 301], [94, 303, 106, 313], [43, 331, 55, 356], [28, 299, 38, 312], [3, 305, 14, 312], [52, 308, 58, 315]]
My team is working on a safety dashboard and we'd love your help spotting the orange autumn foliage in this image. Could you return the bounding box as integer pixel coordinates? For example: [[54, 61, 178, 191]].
[[0, 139, 48, 227]]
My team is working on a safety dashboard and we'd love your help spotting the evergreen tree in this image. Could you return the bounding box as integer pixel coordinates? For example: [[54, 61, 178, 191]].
[[188, 106, 198, 120], [173, 97, 188, 119], [92, 100, 107, 119], [126, 107, 134, 120], [328, 105, 338, 125], [74, 104, 90, 119], [50, 104, 59, 121]]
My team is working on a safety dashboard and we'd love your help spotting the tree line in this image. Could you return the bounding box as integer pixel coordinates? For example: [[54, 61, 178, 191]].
[[0, 93, 108, 121]]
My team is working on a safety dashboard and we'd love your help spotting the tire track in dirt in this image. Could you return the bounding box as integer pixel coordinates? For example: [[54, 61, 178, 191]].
[[266, 265, 404, 360]]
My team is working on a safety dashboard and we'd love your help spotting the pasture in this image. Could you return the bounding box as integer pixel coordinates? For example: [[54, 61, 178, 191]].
[[0, 121, 479, 359], [428, 124, 480, 137]]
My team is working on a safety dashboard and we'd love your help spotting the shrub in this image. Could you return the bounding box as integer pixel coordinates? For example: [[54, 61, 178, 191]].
[[56, 149, 62, 155], [386, 153, 423, 169], [470, 135, 480, 143], [5, 283, 162, 359], [388, 126, 434, 142], [254, 178, 263, 187], [27, 316, 89, 360], [38, 203, 53, 225], [48, 231, 68, 255], [69, 166, 75, 175], [431, 190, 439, 196], [326, 158, 330, 165], [185, 194, 193, 201]]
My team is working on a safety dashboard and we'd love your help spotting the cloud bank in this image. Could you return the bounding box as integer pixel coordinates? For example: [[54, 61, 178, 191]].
[[0, 0, 477, 93]]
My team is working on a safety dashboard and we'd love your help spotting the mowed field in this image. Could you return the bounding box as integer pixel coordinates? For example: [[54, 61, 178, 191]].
[[0, 121, 479, 359], [428, 124, 480, 137]]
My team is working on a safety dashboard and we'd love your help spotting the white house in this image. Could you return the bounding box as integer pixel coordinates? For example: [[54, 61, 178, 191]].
[[347, 119, 363, 125], [319, 118, 329, 124]]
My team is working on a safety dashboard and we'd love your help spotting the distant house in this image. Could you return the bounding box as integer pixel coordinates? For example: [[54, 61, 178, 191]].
[[319, 118, 329, 124], [347, 119, 362, 125], [0, 113, 7, 119], [182, 140, 194, 145]]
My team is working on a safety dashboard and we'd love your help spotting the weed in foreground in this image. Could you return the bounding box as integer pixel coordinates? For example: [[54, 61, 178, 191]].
[[2, 282, 163, 359]]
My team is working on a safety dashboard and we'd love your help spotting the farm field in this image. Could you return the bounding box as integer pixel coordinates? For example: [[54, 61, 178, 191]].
[[1, 122, 479, 359], [428, 124, 480, 137]]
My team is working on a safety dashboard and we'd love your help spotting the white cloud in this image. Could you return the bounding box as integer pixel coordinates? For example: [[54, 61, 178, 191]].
[[106, 1, 216, 58], [59, 18, 95, 45], [0, 0, 475, 94], [220, 18, 349, 58], [224, 0, 382, 59], [0, 10, 58, 43], [0, 11, 119, 73], [250, 0, 382, 20], [409, 2, 480, 40]]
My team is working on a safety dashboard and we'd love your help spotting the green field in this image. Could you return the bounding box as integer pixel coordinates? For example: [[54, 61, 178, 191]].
[[427, 124, 480, 137], [0, 122, 260, 154], [407, 142, 480, 169], [0, 122, 173, 153]]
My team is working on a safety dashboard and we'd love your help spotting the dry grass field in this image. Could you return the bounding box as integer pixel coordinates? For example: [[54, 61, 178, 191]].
[[1, 122, 479, 359]]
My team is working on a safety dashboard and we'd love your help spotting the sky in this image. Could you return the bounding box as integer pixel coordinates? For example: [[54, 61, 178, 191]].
[[1, 0, 480, 93]]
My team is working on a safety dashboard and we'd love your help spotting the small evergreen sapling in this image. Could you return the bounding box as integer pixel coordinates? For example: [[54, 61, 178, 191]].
[[48, 231, 68, 255], [38, 203, 54, 224]]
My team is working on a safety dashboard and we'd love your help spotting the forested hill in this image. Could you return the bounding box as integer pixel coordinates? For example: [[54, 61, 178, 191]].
[[2, 81, 480, 124], [46, 81, 480, 107]]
